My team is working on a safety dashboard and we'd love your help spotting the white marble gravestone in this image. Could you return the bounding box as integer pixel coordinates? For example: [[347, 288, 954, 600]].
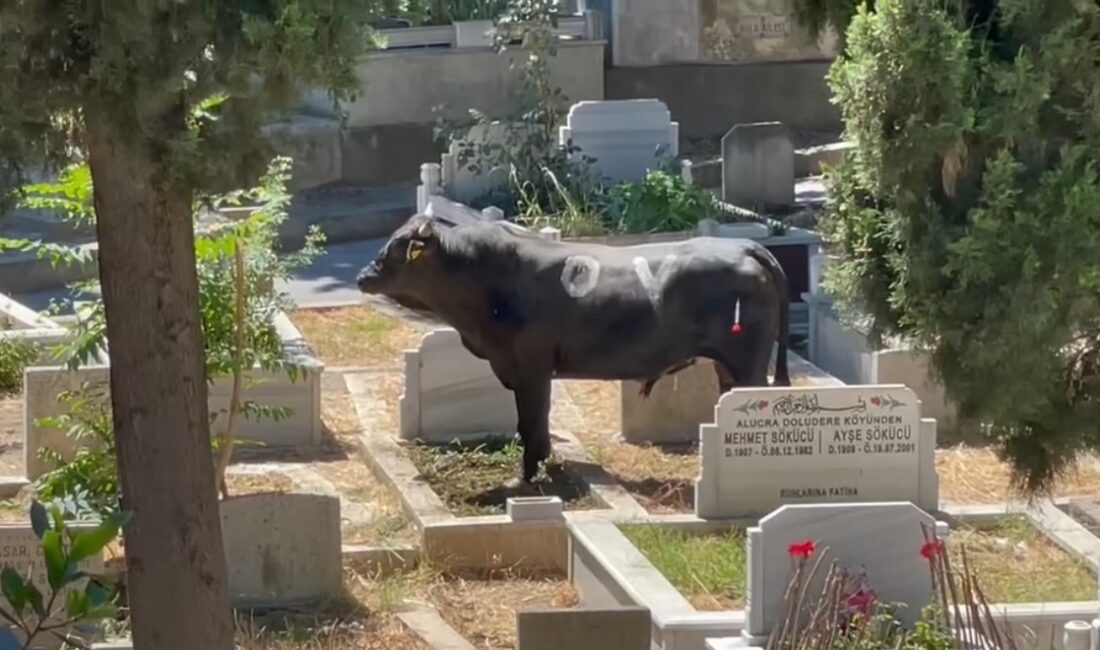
[[399, 328, 517, 443], [695, 384, 938, 518], [722, 121, 794, 209], [742, 502, 948, 644], [441, 122, 526, 205], [560, 100, 679, 184]]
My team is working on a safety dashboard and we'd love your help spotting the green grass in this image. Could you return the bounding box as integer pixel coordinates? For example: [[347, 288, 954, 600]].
[[619, 524, 747, 611]]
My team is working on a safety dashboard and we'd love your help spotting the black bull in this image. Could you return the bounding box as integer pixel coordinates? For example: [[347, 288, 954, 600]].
[[357, 214, 791, 483]]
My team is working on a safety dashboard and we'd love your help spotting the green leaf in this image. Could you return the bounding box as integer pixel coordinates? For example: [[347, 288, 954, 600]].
[[0, 567, 27, 616], [41, 530, 66, 592], [69, 518, 120, 564], [65, 588, 88, 619], [29, 501, 49, 539]]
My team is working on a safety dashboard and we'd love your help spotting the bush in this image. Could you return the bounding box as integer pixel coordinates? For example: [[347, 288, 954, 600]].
[[821, 0, 1100, 492], [607, 169, 727, 234], [0, 339, 37, 393]]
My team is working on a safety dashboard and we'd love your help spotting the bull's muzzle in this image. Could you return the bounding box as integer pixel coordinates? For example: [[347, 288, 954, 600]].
[[356, 262, 382, 293]]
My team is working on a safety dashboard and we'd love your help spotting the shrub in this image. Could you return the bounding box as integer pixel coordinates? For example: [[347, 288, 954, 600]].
[[820, 0, 1100, 493], [607, 169, 727, 234], [0, 339, 37, 393]]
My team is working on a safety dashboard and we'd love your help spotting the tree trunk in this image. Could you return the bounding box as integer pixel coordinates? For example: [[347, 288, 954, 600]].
[[85, 114, 235, 649]]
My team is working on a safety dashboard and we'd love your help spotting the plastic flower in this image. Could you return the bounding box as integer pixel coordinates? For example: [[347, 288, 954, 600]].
[[757, 400, 769, 410], [920, 539, 944, 560], [870, 396, 882, 406], [788, 540, 816, 558]]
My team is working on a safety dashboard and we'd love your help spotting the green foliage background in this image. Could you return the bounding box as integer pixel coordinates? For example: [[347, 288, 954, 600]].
[[821, 0, 1100, 492]]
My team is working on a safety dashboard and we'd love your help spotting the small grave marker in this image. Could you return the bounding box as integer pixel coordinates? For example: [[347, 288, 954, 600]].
[[742, 502, 947, 642], [722, 122, 794, 210], [695, 384, 937, 519]]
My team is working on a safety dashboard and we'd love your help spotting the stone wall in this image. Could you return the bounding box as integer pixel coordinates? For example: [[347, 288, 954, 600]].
[[610, 0, 835, 67]]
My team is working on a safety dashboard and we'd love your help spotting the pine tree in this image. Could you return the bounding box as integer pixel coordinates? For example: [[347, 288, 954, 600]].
[[0, 3, 371, 648], [822, 0, 1100, 494]]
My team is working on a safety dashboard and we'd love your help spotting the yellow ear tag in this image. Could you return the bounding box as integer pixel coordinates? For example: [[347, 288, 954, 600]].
[[406, 241, 423, 262]]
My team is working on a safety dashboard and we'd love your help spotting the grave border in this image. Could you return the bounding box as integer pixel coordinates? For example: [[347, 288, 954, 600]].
[[349, 365, 649, 571], [566, 501, 1100, 650], [17, 310, 324, 485]]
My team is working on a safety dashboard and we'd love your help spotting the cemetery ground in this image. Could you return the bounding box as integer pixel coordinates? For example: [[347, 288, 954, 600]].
[[288, 302, 1100, 514], [619, 515, 1096, 613]]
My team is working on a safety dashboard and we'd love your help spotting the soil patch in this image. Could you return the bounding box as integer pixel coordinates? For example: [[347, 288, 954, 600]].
[[620, 524, 747, 611], [406, 439, 602, 516], [350, 565, 577, 650], [290, 305, 430, 368]]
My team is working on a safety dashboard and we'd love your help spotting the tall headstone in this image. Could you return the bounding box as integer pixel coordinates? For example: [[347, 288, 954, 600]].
[[441, 123, 526, 205], [742, 502, 947, 643], [560, 100, 679, 184], [722, 122, 794, 210], [695, 384, 938, 518], [400, 328, 517, 443]]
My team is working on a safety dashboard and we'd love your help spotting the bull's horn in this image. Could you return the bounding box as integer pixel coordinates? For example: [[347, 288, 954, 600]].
[[416, 222, 433, 238]]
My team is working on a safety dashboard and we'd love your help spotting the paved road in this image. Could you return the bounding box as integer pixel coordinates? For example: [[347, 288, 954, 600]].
[[14, 237, 388, 314]]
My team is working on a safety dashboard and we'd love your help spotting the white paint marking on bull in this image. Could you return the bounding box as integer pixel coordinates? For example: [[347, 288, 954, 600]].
[[633, 255, 678, 307], [561, 255, 601, 298]]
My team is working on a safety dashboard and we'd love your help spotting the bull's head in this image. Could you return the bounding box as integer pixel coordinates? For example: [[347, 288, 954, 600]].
[[357, 215, 443, 303]]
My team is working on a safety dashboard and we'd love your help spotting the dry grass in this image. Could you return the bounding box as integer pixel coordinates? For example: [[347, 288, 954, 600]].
[[949, 515, 1097, 603], [563, 380, 698, 513], [290, 306, 428, 368], [348, 564, 577, 650], [225, 471, 295, 495], [316, 374, 413, 545], [0, 393, 22, 477], [937, 444, 1100, 503]]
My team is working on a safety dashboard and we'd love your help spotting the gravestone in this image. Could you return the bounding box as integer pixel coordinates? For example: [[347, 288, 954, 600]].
[[516, 607, 651, 650], [742, 502, 947, 644], [220, 493, 342, 608], [695, 384, 937, 518], [0, 524, 105, 650], [442, 123, 531, 205], [621, 359, 720, 444], [399, 328, 517, 443], [722, 122, 794, 210], [560, 100, 679, 184]]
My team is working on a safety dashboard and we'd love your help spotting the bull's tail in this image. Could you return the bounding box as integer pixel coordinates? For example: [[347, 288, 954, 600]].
[[748, 245, 791, 387]]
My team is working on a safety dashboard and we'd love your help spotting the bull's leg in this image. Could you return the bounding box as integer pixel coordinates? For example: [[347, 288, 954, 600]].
[[514, 374, 553, 483], [714, 362, 738, 395]]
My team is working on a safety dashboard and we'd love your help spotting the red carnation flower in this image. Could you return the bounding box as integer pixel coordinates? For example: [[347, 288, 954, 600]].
[[870, 396, 882, 406], [920, 539, 944, 561], [757, 400, 769, 409], [788, 540, 816, 559]]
